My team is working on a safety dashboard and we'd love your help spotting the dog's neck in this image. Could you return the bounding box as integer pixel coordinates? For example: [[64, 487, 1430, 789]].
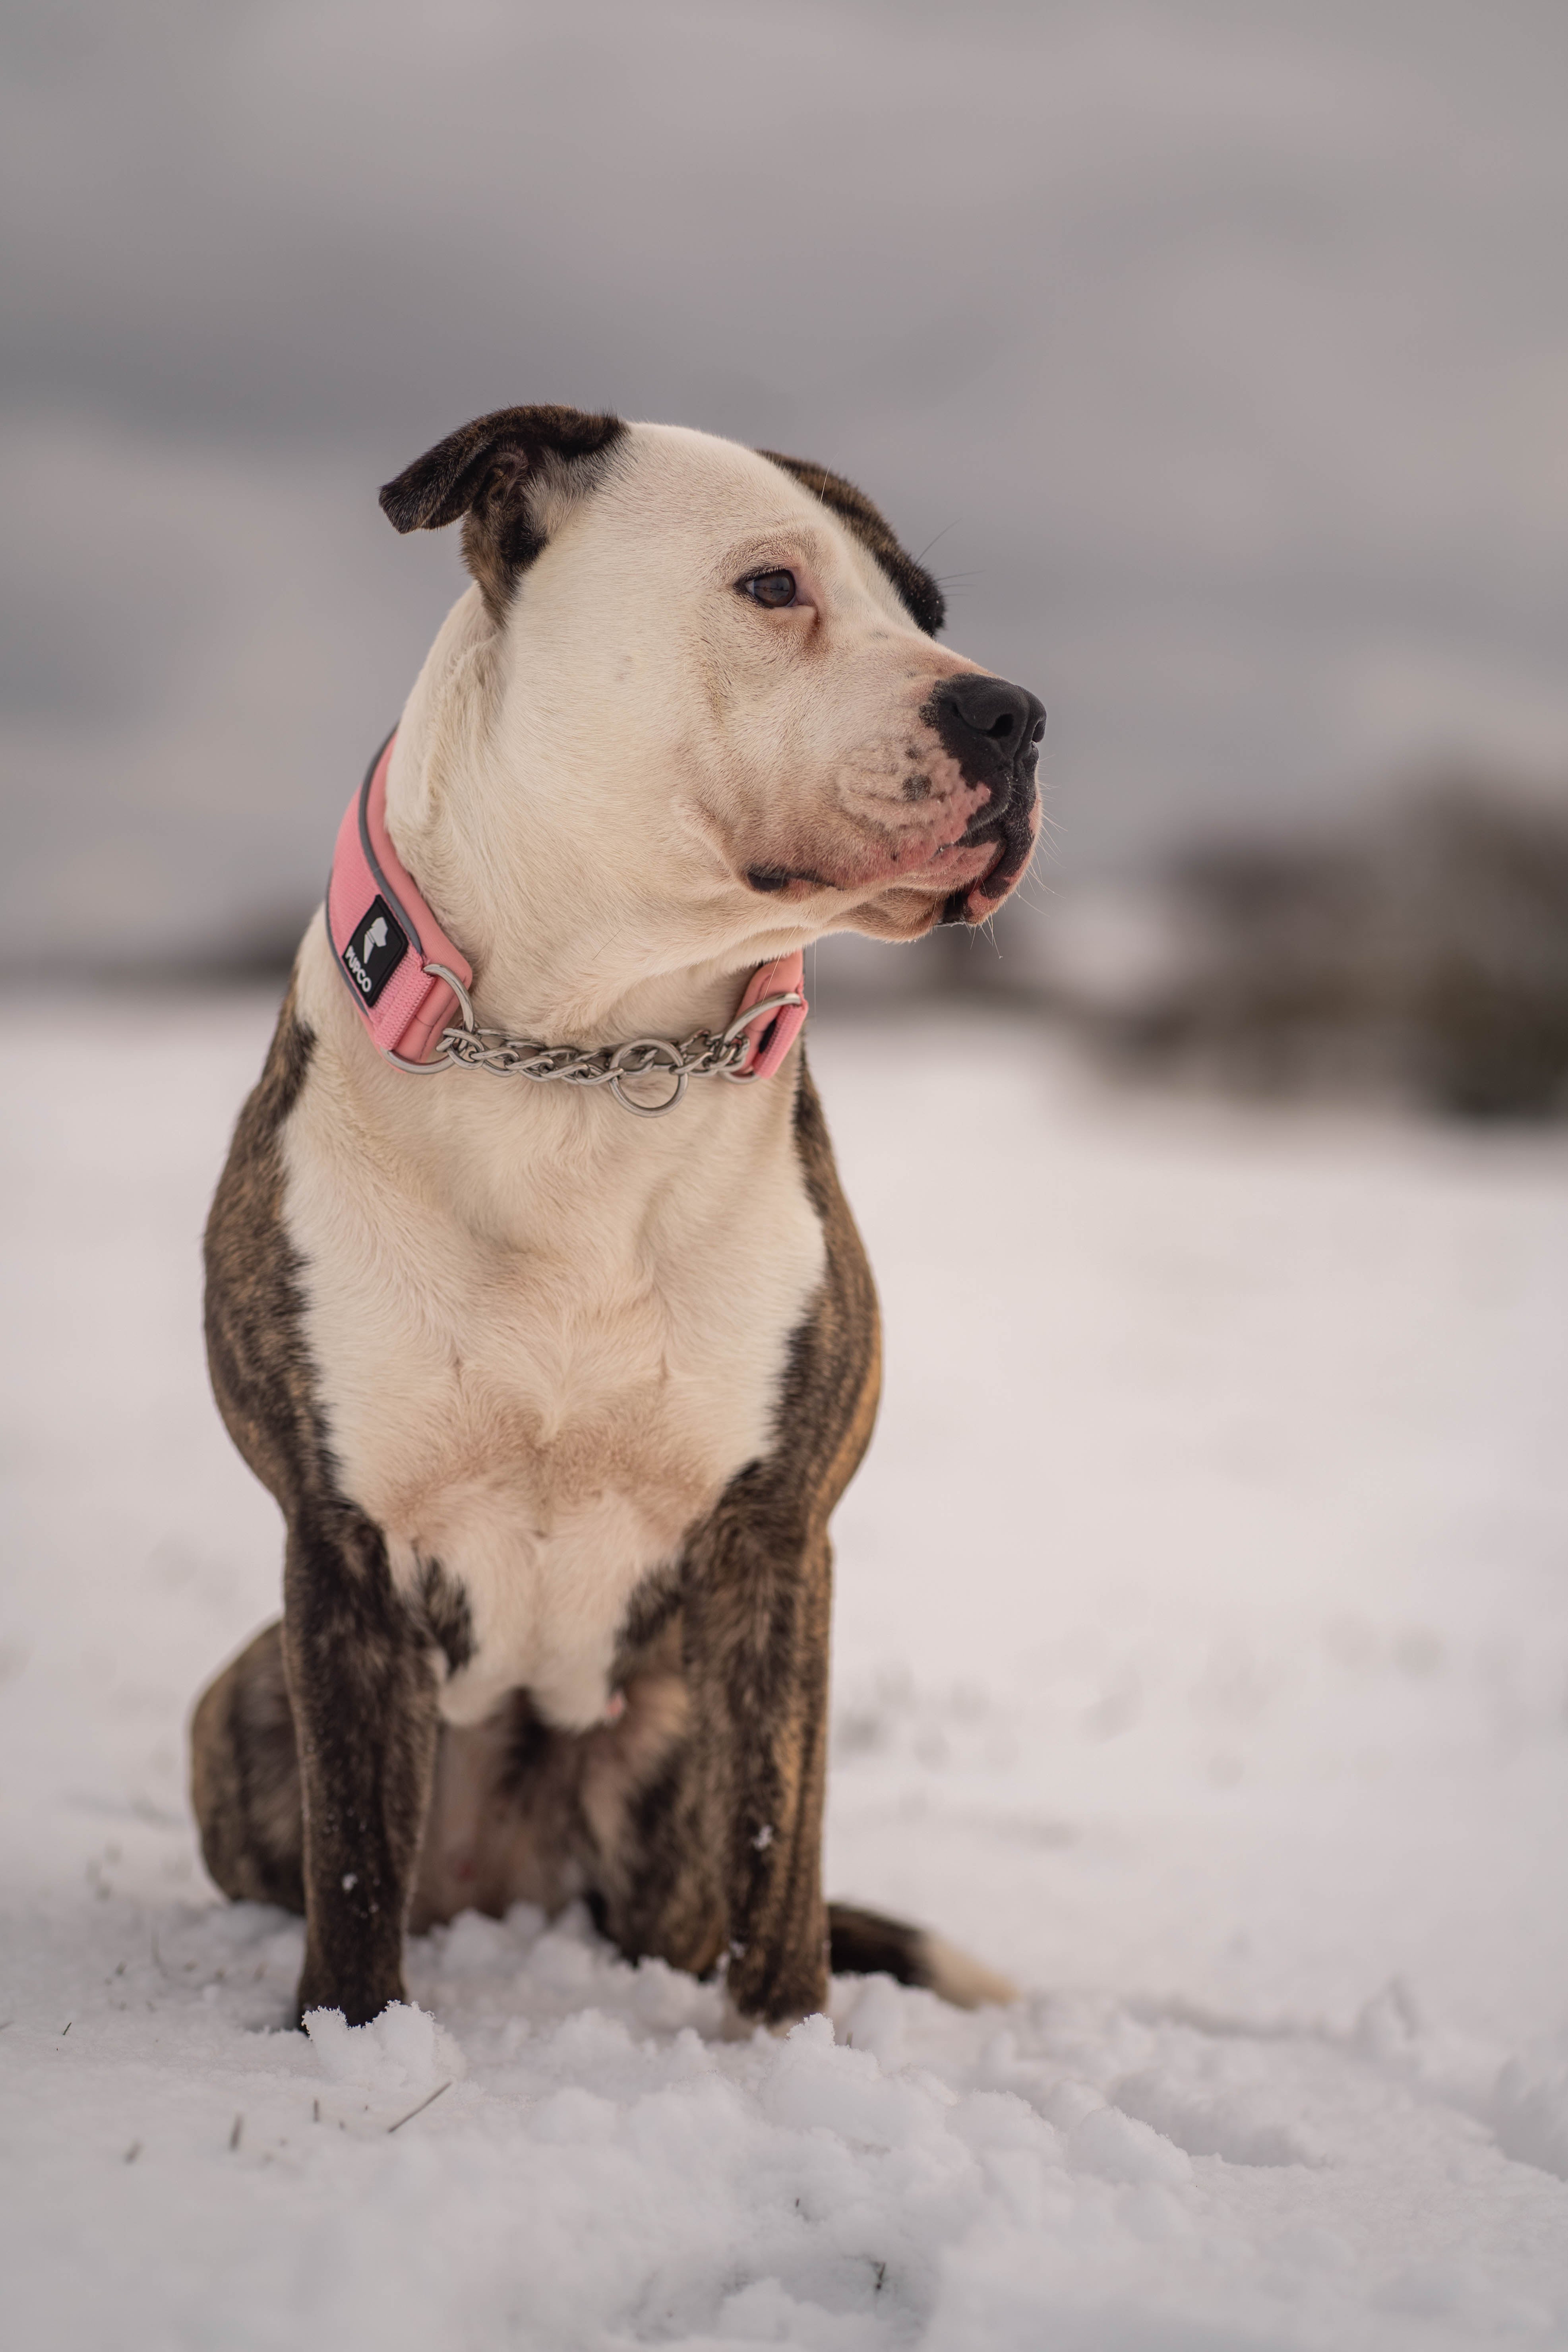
[[376, 588, 813, 1051]]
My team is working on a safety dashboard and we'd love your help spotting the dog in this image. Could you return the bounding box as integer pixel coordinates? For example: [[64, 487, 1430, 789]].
[[190, 407, 1044, 2031]]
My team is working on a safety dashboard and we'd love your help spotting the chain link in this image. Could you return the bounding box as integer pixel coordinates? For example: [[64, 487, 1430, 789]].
[[420, 989, 805, 1117]]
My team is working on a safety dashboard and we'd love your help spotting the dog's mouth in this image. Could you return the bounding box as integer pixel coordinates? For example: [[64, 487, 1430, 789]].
[[739, 798, 1039, 931], [744, 862, 834, 895], [734, 677, 1044, 931], [742, 836, 999, 914], [938, 776, 1042, 926], [925, 679, 1045, 927]]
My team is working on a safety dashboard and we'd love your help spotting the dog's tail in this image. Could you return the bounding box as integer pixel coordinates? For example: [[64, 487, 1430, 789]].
[[827, 1902, 1017, 2010]]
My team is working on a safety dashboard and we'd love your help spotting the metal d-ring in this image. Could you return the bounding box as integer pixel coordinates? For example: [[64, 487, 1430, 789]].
[[607, 1036, 689, 1117], [383, 961, 478, 1074], [718, 989, 803, 1045], [715, 988, 805, 1084]]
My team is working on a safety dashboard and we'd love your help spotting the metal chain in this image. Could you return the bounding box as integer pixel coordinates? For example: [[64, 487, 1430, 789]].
[[410, 976, 805, 1117]]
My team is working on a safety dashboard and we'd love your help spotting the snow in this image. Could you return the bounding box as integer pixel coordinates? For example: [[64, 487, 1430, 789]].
[[4, 989, 1568, 2348]]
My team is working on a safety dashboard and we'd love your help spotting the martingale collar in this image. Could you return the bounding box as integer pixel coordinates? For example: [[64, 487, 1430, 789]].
[[326, 733, 808, 1112]]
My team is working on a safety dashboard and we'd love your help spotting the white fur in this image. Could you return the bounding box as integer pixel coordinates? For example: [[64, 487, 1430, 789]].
[[917, 1934, 1019, 2012], [283, 423, 1002, 1733], [285, 949, 823, 1728]]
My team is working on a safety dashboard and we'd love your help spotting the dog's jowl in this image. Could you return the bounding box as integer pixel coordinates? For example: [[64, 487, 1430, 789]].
[[192, 409, 1043, 2029]]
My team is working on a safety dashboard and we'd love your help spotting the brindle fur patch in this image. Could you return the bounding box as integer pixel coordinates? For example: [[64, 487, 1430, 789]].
[[200, 978, 442, 2025], [190, 1617, 305, 1913], [378, 405, 626, 623], [826, 1903, 940, 1990], [201, 983, 324, 1515], [759, 451, 946, 637], [416, 1559, 475, 1676]]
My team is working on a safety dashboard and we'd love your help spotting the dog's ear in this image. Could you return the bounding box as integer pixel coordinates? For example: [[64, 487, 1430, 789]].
[[759, 452, 945, 637], [379, 406, 625, 621]]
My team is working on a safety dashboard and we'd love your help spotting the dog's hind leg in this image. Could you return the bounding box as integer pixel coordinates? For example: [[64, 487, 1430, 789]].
[[190, 1617, 304, 1914], [192, 1621, 586, 1942], [410, 1693, 588, 1932]]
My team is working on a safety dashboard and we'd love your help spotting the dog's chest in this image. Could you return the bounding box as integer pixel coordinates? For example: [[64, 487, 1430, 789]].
[[282, 1058, 826, 1731]]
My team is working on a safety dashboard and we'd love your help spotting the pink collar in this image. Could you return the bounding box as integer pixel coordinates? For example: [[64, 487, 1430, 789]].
[[327, 733, 807, 1084]]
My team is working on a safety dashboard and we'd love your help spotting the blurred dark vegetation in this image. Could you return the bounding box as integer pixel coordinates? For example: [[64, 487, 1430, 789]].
[[1028, 775, 1568, 1120]]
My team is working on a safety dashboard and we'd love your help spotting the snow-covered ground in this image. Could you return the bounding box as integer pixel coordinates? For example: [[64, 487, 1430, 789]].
[[5, 989, 1568, 2349]]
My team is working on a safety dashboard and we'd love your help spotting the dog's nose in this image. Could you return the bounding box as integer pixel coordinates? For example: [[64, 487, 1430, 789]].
[[926, 676, 1046, 807], [935, 676, 1045, 757], [926, 672, 1047, 927]]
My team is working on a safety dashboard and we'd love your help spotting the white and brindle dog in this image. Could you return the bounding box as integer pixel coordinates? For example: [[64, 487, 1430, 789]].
[[191, 408, 1044, 2031]]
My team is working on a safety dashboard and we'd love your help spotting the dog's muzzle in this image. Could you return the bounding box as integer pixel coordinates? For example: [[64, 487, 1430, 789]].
[[924, 676, 1046, 924]]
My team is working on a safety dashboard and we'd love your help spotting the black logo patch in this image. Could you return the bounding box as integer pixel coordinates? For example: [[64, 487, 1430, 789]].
[[341, 894, 408, 1006]]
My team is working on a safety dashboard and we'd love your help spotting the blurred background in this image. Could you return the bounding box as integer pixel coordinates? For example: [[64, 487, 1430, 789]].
[[4, 0, 1566, 1112]]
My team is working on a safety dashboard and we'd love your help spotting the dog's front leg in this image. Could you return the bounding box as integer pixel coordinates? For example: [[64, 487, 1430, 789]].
[[282, 1501, 439, 2027], [686, 1503, 834, 2029]]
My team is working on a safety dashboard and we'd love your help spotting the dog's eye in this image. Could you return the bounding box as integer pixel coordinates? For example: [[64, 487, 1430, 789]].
[[740, 569, 798, 609]]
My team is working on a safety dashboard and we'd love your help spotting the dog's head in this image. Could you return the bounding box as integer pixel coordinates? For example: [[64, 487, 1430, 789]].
[[380, 408, 1044, 997]]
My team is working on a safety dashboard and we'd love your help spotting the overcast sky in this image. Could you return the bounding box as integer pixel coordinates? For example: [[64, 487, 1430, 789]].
[[4, 0, 1566, 968]]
